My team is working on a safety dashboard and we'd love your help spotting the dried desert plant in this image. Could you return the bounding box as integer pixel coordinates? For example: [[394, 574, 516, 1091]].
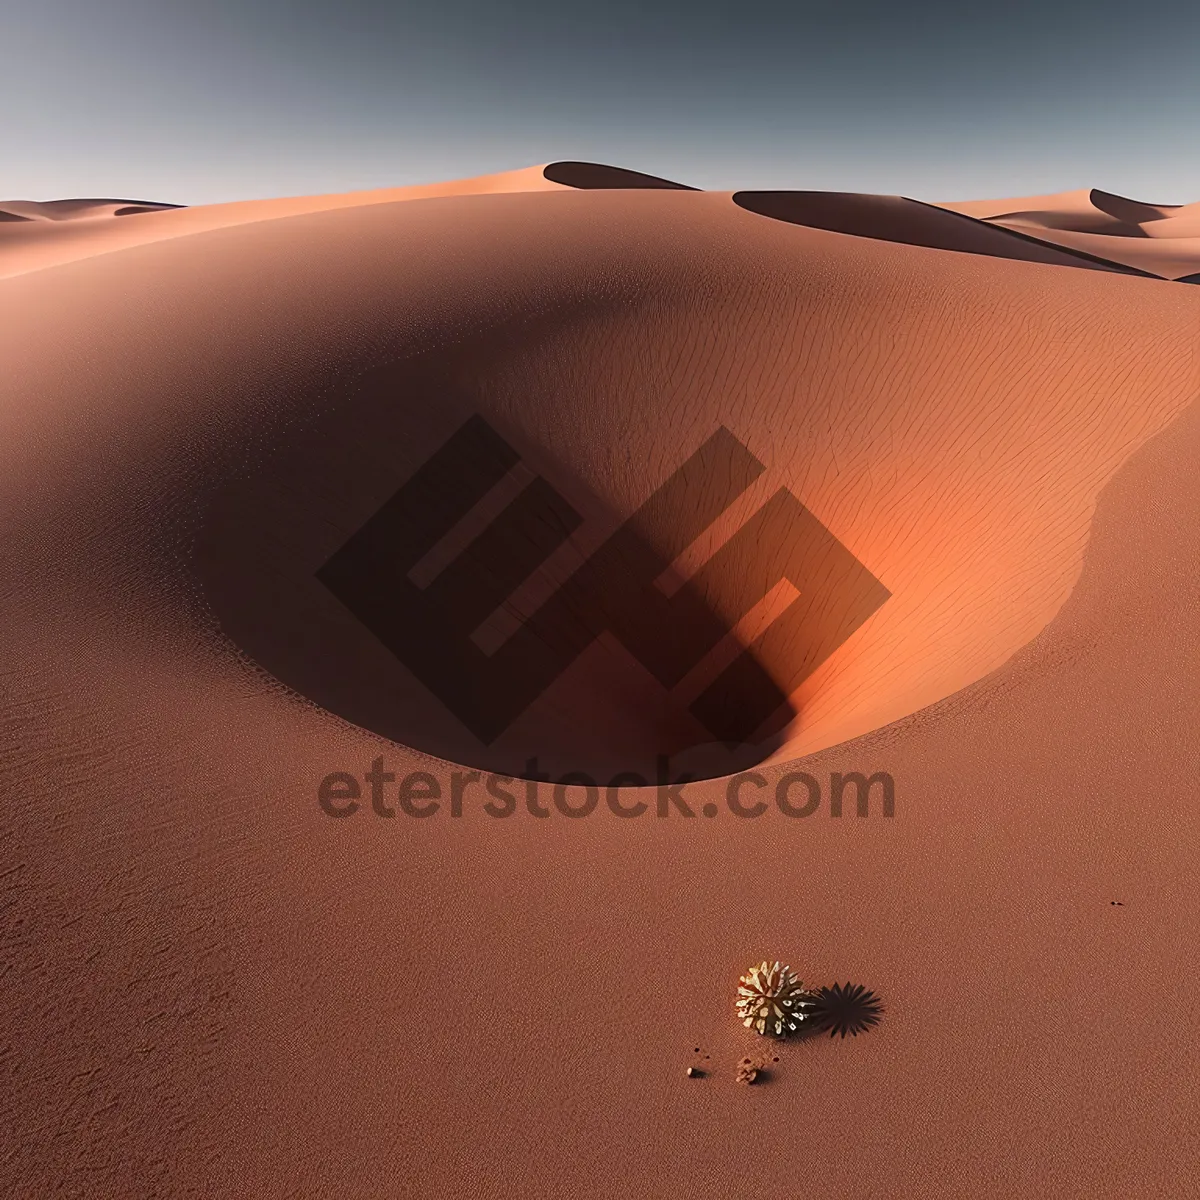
[[735, 960, 814, 1037]]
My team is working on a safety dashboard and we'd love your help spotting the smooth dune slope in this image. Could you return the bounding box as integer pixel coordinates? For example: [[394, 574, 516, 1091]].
[[0, 163, 565, 279], [0, 161, 697, 281], [3, 176, 1199, 1197]]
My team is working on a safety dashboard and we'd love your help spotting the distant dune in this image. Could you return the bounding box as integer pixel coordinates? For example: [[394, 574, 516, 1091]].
[[3, 162, 1198, 1199], [7, 166, 1199, 281], [0, 197, 185, 221], [732, 190, 1158, 275], [0, 164, 565, 278], [939, 186, 1200, 280]]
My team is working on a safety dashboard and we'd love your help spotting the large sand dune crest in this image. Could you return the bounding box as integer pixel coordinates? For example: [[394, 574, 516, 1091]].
[[0, 161, 697, 281], [542, 161, 697, 189], [0, 163, 567, 280]]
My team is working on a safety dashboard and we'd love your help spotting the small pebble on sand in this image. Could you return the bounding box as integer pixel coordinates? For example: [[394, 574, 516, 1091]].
[[736, 1059, 760, 1085]]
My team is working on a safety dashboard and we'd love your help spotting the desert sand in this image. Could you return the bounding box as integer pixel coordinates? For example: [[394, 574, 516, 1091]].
[[2, 163, 1198, 1198]]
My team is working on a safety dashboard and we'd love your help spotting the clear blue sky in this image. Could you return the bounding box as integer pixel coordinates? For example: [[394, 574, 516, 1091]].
[[5, 0, 1199, 205]]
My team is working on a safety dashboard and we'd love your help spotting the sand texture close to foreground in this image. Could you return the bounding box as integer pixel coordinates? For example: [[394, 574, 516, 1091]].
[[2, 164, 1198, 1198]]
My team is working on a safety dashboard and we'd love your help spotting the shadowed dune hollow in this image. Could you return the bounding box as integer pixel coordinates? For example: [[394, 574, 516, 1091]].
[[202, 353, 890, 783], [3, 164, 1197, 787]]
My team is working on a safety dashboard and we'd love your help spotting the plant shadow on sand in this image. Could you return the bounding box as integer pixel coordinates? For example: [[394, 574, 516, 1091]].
[[804, 983, 885, 1040]]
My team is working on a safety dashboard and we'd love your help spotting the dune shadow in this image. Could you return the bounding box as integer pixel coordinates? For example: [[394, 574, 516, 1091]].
[[543, 161, 698, 191], [114, 204, 184, 217], [732, 190, 1159, 277], [1088, 187, 1181, 226], [23, 197, 184, 219]]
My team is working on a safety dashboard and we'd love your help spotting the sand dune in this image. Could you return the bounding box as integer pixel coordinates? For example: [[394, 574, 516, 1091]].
[[0, 163, 567, 279], [733, 190, 1156, 275], [0, 197, 185, 221], [3, 165, 1198, 1197], [945, 186, 1181, 224], [940, 186, 1200, 279], [0, 161, 699, 281]]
